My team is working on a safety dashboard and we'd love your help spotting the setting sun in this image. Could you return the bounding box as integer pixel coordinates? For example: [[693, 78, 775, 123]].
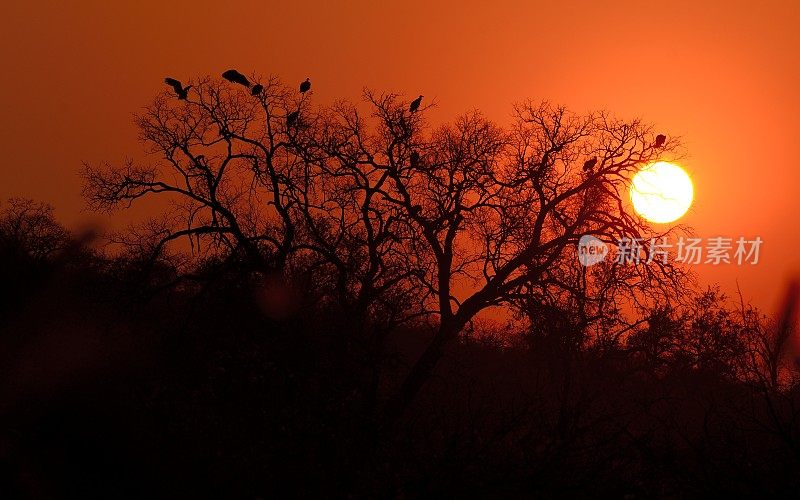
[[630, 161, 694, 223]]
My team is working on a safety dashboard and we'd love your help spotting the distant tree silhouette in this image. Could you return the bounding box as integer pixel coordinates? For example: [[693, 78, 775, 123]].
[[0, 198, 71, 262]]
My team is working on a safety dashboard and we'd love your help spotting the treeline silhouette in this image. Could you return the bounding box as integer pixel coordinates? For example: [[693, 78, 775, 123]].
[[1, 73, 799, 496]]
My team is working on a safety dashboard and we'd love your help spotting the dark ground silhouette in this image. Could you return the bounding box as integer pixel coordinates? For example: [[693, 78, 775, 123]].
[[0, 198, 798, 497], [2, 74, 799, 496]]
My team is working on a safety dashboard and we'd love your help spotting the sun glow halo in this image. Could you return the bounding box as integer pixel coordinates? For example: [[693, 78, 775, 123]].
[[629, 162, 694, 223]]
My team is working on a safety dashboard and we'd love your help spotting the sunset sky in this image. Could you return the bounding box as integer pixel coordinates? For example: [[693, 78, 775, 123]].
[[2, 0, 798, 311]]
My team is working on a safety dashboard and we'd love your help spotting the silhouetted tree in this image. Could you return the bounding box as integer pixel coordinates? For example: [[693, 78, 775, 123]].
[[0, 198, 70, 262], [331, 96, 688, 416], [82, 75, 692, 421]]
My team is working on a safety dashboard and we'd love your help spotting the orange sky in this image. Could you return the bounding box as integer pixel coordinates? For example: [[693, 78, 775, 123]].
[[1, 0, 799, 312]]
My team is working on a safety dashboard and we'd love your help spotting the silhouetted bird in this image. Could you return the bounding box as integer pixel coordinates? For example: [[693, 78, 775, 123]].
[[299, 78, 311, 93], [654, 134, 666, 148], [164, 78, 191, 99], [583, 156, 598, 172], [251, 84, 264, 96], [287, 111, 299, 127], [410, 151, 420, 168], [409, 95, 423, 113], [222, 69, 250, 87]]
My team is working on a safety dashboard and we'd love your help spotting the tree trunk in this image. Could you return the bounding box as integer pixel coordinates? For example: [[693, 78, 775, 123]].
[[383, 320, 461, 424]]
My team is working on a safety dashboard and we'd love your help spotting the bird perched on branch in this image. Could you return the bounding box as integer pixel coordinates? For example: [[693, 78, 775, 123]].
[[222, 69, 251, 87], [287, 111, 299, 128], [410, 151, 420, 168], [409, 95, 423, 113], [164, 78, 191, 99], [654, 134, 667, 148], [583, 156, 598, 172], [299, 78, 311, 93]]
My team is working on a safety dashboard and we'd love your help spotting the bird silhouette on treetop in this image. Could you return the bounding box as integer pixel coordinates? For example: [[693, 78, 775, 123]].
[[409, 95, 423, 113], [654, 134, 667, 148], [300, 78, 311, 93], [222, 69, 251, 87], [164, 78, 191, 100]]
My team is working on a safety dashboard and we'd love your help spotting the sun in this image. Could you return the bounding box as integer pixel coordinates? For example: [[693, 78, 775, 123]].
[[629, 162, 694, 223]]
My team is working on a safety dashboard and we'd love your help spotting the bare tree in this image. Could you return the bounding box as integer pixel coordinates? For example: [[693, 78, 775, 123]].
[[314, 95, 689, 417], [82, 75, 690, 419], [0, 198, 71, 261], [82, 76, 309, 273]]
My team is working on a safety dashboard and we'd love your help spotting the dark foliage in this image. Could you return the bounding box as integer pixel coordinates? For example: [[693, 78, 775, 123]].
[[0, 199, 798, 497]]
